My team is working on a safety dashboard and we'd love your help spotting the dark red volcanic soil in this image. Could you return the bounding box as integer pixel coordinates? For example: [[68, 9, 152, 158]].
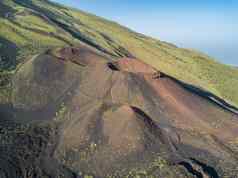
[[114, 57, 158, 74], [1, 46, 238, 178]]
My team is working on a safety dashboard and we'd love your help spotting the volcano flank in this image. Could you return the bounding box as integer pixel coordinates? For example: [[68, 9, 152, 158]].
[[0, 46, 237, 178]]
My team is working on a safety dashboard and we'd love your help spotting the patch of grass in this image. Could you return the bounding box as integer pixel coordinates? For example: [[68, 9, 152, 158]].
[[84, 175, 93, 178], [15, 14, 57, 33], [105, 156, 186, 178]]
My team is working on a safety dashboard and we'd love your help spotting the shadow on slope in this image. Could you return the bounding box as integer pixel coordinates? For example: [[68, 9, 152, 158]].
[[166, 74, 238, 115], [0, 37, 18, 71]]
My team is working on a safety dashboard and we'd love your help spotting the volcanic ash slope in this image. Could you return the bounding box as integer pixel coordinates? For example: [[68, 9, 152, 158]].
[[1, 46, 238, 178]]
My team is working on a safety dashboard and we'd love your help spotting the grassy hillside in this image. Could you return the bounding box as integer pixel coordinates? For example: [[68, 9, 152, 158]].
[[0, 0, 238, 107]]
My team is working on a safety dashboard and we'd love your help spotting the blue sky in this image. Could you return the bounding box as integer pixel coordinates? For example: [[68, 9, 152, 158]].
[[52, 0, 238, 66]]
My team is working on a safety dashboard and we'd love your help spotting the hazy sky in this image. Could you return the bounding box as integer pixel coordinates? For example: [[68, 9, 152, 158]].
[[52, 0, 238, 66]]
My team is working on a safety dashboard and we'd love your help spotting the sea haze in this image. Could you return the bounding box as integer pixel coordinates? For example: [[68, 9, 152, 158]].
[[192, 41, 238, 66], [166, 38, 238, 67]]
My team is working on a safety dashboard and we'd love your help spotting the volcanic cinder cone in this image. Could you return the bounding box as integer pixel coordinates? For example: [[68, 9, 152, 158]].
[[1, 46, 238, 178]]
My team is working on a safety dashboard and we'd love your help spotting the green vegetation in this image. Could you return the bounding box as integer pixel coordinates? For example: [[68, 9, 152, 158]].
[[84, 175, 93, 178], [0, 0, 238, 107], [123, 157, 168, 178], [55, 102, 67, 117], [105, 156, 188, 178]]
